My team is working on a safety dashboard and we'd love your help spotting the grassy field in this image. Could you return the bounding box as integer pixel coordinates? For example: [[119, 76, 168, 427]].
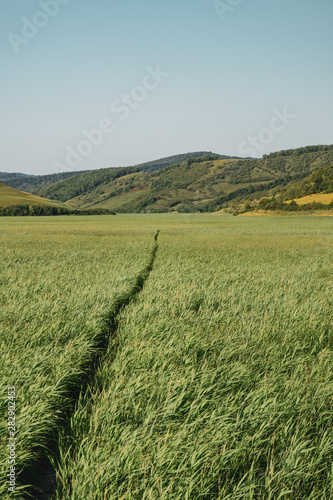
[[0, 216, 156, 498], [1, 215, 333, 499]]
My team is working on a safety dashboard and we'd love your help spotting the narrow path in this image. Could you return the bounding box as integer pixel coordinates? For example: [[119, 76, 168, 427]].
[[25, 231, 160, 499]]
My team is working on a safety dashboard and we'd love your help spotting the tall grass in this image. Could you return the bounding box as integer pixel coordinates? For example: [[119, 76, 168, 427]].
[[0, 216, 155, 499], [53, 215, 333, 499]]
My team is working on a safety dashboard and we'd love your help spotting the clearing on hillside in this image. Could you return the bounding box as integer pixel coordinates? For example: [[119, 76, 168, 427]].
[[285, 192, 333, 205]]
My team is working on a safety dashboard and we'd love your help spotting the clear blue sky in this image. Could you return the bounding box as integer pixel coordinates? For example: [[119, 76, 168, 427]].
[[1, 0, 332, 174]]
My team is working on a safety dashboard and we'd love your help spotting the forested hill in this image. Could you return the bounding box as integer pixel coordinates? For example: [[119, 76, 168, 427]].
[[35, 166, 140, 203], [0, 170, 90, 193], [32, 145, 333, 212], [33, 153, 229, 202], [0, 152, 227, 193], [281, 162, 333, 200]]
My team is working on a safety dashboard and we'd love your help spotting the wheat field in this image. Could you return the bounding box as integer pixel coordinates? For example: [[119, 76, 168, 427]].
[[1, 214, 333, 499]]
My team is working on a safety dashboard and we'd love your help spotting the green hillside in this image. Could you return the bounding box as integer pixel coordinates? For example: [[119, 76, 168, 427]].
[[33, 145, 333, 213], [35, 166, 140, 203], [281, 163, 333, 200], [0, 182, 118, 216], [0, 181, 68, 208], [245, 163, 333, 213]]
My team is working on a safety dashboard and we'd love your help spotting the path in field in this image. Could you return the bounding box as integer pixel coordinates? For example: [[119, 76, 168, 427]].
[[34, 231, 159, 500]]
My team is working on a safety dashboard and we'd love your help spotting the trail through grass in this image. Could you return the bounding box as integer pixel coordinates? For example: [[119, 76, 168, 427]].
[[52, 215, 333, 499], [0, 216, 156, 498], [2, 215, 333, 499]]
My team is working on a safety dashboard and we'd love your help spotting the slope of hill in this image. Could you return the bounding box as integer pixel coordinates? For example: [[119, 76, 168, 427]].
[[0, 182, 118, 216], [35, 166, 140, 203], [245, 162, 333, 213], [281, 163, 333, 200], [0, 181, 68, 208], [33, 145, 333, 213], [0, 170, 90, 193]]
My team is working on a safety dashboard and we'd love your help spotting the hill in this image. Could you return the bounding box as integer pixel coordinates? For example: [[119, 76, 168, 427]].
[[33, 145, 333, 212], [247, 163, 333, 213], [0, 170, 90, 193], [281, 162, 333, 200], [279, 163, 333, 210], [0, 152, 228, 193], [0, 181, 118, 216], [0, 181, 68, 208], [35, 166, 140, 203]]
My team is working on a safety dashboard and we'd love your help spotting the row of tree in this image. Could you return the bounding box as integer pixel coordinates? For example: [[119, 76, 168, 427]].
[[0, 205, 116, 216], [265, 144, 333, 159], [257, 197, 333, 212]]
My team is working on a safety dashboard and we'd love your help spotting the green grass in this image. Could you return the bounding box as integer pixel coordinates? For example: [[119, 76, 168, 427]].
[[0, 216, 156, 498], [1, 215, 333, 499], [51, 215, 333, 499]]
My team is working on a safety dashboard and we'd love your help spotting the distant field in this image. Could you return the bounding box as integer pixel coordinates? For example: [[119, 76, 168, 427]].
[[0, 181, 65, 208], [1, 215, 333, 499], [285, 192, 333, 205]]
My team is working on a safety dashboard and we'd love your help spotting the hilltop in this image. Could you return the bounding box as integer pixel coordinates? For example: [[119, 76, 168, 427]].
[[33, 145, 333, 212]]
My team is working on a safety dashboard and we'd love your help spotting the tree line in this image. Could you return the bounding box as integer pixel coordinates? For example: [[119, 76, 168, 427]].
[[0, 205, 116, 216], [255, 197, 333, 212]]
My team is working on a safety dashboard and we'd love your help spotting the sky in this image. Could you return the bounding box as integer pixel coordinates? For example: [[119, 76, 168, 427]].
[[1, 0, 333, 175]]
